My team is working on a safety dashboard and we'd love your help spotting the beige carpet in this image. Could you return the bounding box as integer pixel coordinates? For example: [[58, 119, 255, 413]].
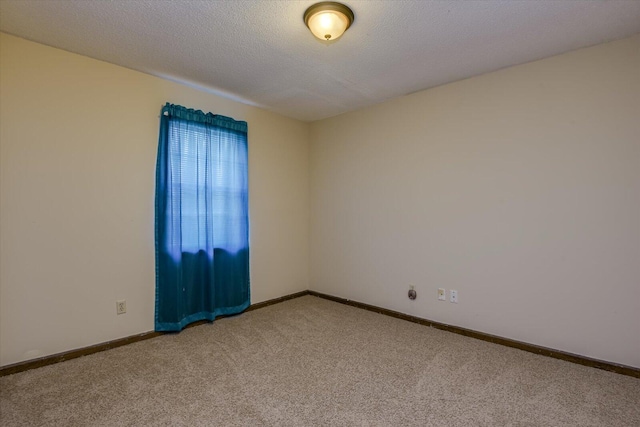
[[1, 295, 639, 426]]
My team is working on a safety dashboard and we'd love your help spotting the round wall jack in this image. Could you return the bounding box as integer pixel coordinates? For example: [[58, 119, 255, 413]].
[[408, 289, 417, 300]]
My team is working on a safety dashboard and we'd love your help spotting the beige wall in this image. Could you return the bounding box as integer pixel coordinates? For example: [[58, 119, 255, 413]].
[[2, 31, 638, 369], [0, 33, 310, 366], [310, 35, 640, 368]]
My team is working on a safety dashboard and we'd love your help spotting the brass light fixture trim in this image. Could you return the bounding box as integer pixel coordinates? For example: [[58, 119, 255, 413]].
[[304, 1, 355, 41]]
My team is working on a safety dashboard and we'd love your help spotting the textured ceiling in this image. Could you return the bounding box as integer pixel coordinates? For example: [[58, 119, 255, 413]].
[[1, 1, 640, 122]]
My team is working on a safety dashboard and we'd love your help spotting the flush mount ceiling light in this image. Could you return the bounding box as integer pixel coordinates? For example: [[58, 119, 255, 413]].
[[304, 2, 354, 42]]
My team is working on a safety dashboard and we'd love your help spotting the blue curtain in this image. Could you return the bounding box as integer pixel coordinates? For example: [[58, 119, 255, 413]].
[[155, 103, 250, 332]]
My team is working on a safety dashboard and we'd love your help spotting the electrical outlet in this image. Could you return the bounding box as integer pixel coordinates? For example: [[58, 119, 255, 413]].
[[450, 290, 458, 303], [116, 300, 127, 315], [438, 288, 446, 301]]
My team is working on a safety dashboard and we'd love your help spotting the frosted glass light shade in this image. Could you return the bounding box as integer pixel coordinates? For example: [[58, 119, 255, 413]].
[[304, 2, 354, 41]]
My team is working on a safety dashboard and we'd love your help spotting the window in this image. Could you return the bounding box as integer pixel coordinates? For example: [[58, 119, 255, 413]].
[[165, 119, 248, 257]]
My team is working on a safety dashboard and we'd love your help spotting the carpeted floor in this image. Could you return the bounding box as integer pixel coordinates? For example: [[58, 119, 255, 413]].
[[1, 295, 639, 426]]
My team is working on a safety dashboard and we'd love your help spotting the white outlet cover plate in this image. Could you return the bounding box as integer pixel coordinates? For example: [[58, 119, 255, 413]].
[[450, 290, 458, 303], [438, 288, 446, 301], [116, 300, 127, 314]]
